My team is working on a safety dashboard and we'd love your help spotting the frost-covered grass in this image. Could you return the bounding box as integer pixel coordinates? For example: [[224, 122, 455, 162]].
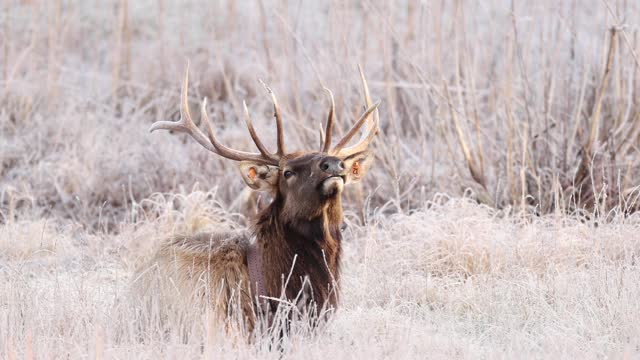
[[2, 0, 640, 358], [1, 195, 639, 358]]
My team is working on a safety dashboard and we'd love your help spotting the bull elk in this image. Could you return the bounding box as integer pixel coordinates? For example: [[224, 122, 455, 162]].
[[138, 64, 380, 332]]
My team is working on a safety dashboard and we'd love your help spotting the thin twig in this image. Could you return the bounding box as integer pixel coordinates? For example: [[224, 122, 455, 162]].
[[587, 27, 618, 153], [601, 0, 640, 70]]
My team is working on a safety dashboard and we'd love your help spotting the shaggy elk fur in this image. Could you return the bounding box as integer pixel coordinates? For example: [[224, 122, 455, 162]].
[[136, 64, 380, 332]]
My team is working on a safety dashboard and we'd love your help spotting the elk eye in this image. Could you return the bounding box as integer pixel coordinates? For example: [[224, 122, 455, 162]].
[[283, 170, 294, 179]]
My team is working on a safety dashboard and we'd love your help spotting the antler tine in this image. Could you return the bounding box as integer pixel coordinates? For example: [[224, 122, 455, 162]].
[[358, 64, 376, 120], [330, 65, 381, 157], [242, 100, 276, 160], [259, 79, 286, 156], [318, 122, 326, 152], [149, 63, 216, 153], [321, 88, 336, 153], [200, 98, 278, 164], [331, 100, 380, 156], [358, 64, 379, 134]]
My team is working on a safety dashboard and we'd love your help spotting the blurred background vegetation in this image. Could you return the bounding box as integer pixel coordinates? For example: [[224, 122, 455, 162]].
[[2, 0, 640, 232]]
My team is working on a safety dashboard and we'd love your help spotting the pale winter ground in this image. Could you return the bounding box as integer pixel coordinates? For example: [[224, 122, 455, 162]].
[[2, 0, 640, 358]]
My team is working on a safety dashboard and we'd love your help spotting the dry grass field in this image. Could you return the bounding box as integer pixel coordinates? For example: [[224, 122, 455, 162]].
[[2, 0, 640, 358]]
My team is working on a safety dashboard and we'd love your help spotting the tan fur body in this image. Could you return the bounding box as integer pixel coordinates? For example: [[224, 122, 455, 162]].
[[135, 231, 256, 329]]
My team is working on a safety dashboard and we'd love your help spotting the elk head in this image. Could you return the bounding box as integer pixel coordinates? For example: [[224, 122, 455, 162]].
[[150, 64, 380, 222]]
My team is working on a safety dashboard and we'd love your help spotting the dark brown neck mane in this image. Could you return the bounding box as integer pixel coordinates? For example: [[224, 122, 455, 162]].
[[254, 196, 343, 311]]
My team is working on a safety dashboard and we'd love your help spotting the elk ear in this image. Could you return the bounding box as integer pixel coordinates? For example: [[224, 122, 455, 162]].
[[239, 161, 279, 191], [343, 151, 374, 184]]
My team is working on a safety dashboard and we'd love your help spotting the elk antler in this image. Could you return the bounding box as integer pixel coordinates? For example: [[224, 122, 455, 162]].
[[149, 63, 281, 166], [259, 79, 286, 157], [321, 88, 336, 153], [323, 65, 381, 158], [152, 64, 379, 165]]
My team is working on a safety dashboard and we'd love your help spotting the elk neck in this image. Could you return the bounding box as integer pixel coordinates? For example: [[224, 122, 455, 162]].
[[254, 195, 343, 308]]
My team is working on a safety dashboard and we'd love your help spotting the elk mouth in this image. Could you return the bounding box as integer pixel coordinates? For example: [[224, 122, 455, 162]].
[[320, 175, 345, 198]]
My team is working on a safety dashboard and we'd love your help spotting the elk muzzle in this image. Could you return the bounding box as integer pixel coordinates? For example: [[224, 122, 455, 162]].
[[319, 157, 346, 198], [319, 157, 345, 176]]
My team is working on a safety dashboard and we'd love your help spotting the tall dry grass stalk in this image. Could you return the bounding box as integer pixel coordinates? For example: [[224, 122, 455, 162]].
[[112, 0, 131, 104]]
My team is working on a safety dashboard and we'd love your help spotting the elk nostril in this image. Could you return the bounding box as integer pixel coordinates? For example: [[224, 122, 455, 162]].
[[320, 162, 330, 171], [337, 161, 344, 170]]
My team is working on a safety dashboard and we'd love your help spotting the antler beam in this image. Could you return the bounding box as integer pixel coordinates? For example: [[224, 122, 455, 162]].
[[150, 64, 281, 165]]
